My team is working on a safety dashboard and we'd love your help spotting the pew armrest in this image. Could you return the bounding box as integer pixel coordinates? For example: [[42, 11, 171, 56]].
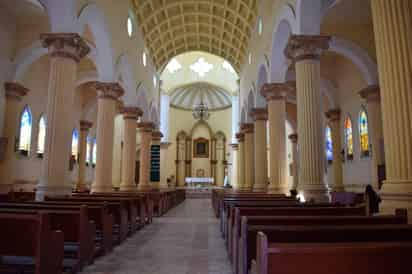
[[250, 260, 257, 274], [48, 230, 64, 274], [256, 232, 268, 274], [87, 221, 96, 264]]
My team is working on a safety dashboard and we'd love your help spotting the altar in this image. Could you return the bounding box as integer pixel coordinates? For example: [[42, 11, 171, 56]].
[[185, 177, 214, 187]]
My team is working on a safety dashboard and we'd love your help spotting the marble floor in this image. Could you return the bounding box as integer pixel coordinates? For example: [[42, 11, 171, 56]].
[[80, 199, 232, 274]]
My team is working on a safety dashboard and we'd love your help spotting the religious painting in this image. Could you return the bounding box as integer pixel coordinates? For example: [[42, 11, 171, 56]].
[[193, 137, 209, 158]]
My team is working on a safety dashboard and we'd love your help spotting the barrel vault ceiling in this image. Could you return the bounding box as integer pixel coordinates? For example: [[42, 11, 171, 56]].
[[131, 0, 258, 72]]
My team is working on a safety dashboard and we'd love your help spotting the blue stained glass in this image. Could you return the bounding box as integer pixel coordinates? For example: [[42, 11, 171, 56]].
[[19, 106, 32, 152], [326, 126, 333, 162], [72, 129, 79, 160], [359, 109, 369, 155]]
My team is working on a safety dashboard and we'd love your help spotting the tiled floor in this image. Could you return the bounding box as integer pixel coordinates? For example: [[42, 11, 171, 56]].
[[80, 199, 232, 274]]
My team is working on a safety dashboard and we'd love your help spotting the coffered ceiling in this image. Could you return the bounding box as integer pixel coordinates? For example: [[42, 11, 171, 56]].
[[131, 0, 258, 72]]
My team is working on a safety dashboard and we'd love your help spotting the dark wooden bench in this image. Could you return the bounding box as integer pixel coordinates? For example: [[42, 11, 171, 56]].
[[0, 212, 64, 274], [0, 205, 95, 272], [237, 209, 407, 274], [45, 197, 128, 244], [253, 233, 412, 274], [2, 201, 114, 254], [240, 224, 412, 274]]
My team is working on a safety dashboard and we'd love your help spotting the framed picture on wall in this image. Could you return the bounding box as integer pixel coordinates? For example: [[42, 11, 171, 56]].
[[193, 138, 209, 158]]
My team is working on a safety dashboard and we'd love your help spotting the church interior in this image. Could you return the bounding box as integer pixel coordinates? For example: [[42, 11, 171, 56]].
[[0, 0, 411, 273]]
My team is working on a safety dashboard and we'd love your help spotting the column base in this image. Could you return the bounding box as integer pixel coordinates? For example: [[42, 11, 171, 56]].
[[91, 184, 114, 193], [75, 182, 89, 193], [380, 180, 412, 223], [253, 184, 267, 193], [36, 185, 72, 201], [138, 184, 154, 191], [267, 186, 287, 195], [119, 183, 138, 192], [298, 184, 330, 203], [331, 185, 345, 192]]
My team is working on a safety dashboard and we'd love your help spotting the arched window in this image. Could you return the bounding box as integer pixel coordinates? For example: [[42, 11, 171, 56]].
[[325, 125, 333, 163], [258, 17, 263, 35], [344, 116, 354, 160], [142, 52, 147, 67], [359, 108, 370, 157], [37, 115, 46, 157], [127, 16, 133, 37], [92, 138, 97, 166], [86, 136, 92, 165], [71, 129, 79, 162], [18, 105, 32, 156]]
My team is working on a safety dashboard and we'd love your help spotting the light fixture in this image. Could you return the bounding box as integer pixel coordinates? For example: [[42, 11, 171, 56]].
[[192, 99, 210, 120]]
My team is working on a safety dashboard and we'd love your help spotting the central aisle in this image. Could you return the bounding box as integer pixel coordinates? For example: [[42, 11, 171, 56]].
[[81, 199, 232, 274]]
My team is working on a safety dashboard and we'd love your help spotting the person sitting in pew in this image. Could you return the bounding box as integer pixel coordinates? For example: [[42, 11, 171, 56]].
[[365, 184, 381, 214]]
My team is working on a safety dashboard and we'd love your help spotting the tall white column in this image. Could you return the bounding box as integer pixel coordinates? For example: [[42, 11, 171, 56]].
[[286, 35, 330, 202], [91, 83, 124, 193], [236, 132, 246, 191], [371, 0, 412, 217], [230, 143, 239, 190], [0, 83, 29, 193], [37, 33, 90, 200], [261, 83, 293, 194], [241, 123, 254, 190], [160, 93, 170, 142], [119, 107, 142, 192], [137, 122, 154, 190], [76, 120, 93, 192], [325, 109, 344, 192], [250, 108, 268, 192]]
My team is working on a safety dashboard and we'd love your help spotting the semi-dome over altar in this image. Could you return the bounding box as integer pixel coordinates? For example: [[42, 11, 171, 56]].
[[169, 82, 232, 111]]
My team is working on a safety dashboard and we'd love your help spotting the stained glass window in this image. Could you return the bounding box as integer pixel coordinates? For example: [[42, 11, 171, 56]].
[[344, 116, 354, 160], [359, 108, 370, 157], [37, 115, 46, 156], [86, 136, 92, 165], [19, 105, 32, 155], [127, 16, 133, 37], [326, 126, 333, 163], [71, 129, 79, 161], [92, 138, 97, 166]]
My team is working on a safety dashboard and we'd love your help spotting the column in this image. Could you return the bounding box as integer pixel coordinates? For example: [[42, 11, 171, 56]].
[[137, 122, 154, 190], [236, 132, 246, 191], [150, 130, 163, 188], [76, 120, 93, 192], [250, 108, 268, 192], [160, 142, 171, 189], [231, 96, 240, 143], [119, 107, 142, 192], [289, 134, 299, 191], [241, 123, 254, 190], [36, 33, 90, 200], [230, 143, 239, 190], [326, 109, 344, 192], [185, 137, 192, 178], [261, 83, 292, 194], [216, 137, 226, 186], [91, 83, 124, 193], [286, 35, 330, 202], [210, 138, 217, 182], [371, 0, 412, 216], [359, 86, 384, 190], [0, 83, 29, 193]]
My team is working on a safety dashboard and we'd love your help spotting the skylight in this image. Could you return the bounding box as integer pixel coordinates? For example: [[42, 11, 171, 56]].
[[166, 58, 182, 73], [190, 57, 213, 77], [222, 61, 236, 74]]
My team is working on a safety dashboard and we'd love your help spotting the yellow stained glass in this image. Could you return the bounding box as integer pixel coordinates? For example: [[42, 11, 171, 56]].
[[359, 110, 369, 155], [345, 117, 353, 158]]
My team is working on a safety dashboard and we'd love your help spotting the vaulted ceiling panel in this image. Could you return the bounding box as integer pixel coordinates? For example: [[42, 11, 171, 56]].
[[132, 0, 258, 72]]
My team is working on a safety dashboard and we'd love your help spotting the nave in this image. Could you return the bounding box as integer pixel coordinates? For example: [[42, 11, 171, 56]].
[[81, 199, 232, 274]]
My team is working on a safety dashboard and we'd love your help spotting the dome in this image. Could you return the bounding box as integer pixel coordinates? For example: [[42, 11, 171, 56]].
[[169, 82, 232, 111]]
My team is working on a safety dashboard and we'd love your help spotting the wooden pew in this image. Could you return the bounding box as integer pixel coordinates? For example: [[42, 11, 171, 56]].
[[0, 205, 95, 272], [0, 212, 64, 274], [240, 224, 412, 274], [0, 201, 114, 254], [253, 232, 412, 274], [237, 209, 408, 274], [45, 197, 128, 244]]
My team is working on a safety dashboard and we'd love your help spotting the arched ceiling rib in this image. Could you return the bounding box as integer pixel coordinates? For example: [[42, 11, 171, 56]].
[[132, 0, 258, 72]]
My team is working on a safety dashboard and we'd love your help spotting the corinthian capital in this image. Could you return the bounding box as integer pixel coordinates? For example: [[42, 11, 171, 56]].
[[40, 33, 90, 62], [94, 82, 125, 100], [285, 35, 330, 62], [4, 82, 29, 101], [261, 82, 295, 101]]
